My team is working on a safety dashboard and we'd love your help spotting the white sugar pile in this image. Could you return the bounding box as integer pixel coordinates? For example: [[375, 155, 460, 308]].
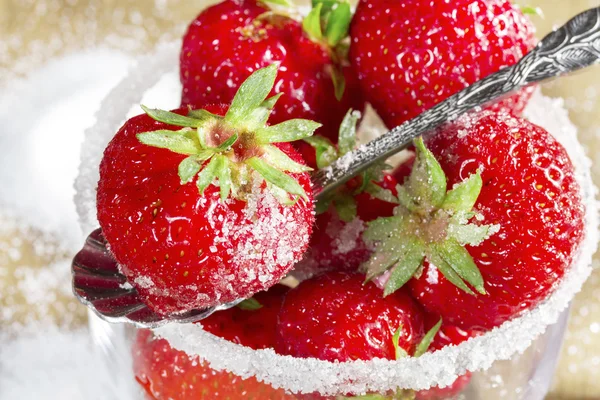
[[0, 49, 134, 399], [0, 49, 132, 251], [0, 329, 111, 400]]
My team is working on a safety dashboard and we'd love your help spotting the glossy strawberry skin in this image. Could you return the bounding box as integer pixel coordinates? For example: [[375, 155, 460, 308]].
[[201, 284, 289, 349], [292, 174, 398, 279], [133, 329, 297, 400], [275, 271, 425, 361], [406, 111, 585, 330], [97, 106, 314, 316], [349, 0, 536, 128], [180, 0, 364, 143]]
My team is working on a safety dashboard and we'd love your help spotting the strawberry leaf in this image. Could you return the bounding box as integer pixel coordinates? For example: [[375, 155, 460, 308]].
[[302, 136, 338, 169], [363, 216, 403, 244], [303, 2, 324, 42], [384, 237, 425, 296], [363, 252, 397, 282], [426, 248, 475, 296], [398, 137, 447, 213], [263, 0, 292, 6], [247, 157, 308, 200], [263, 145, 313, 173], [137, 130, 201, 155], [215, 156, 233, 201], [217, 132, 238, 151], [324, 1, 351, 47], [414, 318, 442, 357], [331, 66, 346, 101], [333, 191, 357, 222], [520, 5, 543, 17], [312, 0, 337, 14], [141, 105, 206, 128], [225, 64, 278, 126], [433, 239, 486, 295], [442, 172, 482, 213], [337, 109, 360, 156], [364, 182, 400, 204], [178, 156, 203, 184], [237, 297, 263, 310], [196, 156, 221, 195], [393, 324, 409, 359], [134, 65, 316, 204], [187, 108, 223, 122], [448, 219, 499, 247], [256, 119, 322, 143], [261, 93, 283, 110]]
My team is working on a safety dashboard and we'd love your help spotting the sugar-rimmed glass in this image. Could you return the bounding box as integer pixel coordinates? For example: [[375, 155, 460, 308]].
[[76, 41, 598, 399]]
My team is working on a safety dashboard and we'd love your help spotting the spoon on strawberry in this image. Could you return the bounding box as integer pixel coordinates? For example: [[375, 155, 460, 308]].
[[72, 7, 600, 328]]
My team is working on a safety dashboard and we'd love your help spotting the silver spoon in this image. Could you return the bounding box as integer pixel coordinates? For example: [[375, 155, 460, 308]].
[[73, 7, 600, 328]]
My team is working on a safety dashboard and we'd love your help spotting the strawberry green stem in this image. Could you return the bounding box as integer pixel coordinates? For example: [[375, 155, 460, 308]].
[[136, 65, 321, 204]]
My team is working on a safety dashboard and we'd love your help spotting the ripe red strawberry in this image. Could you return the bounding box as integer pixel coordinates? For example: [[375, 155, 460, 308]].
[[133, 329, 297, 400], [180, 0, 364, 143], [97, 66, 317, 315], [275, 271, 425, 361], [292, 111, 399, 279], [362, 111, 585, 330], [349, 0, 536, 128], [201, 284, 289, 349]]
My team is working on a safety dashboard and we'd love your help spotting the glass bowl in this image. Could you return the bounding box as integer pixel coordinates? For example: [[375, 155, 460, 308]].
[[75, 40, 598, 399], [88, 305, 570, 400]]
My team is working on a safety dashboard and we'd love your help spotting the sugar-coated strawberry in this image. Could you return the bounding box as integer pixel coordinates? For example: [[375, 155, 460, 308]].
[[180, 0, 365, 143], [133, 329, 297, 400], [292, 111, 399, 279], [201, 284, 289, 349], [363, 111, 585, 330], [349, 0, 536, 128], [275, 271, 425, 361], [97, 66, 317, 315]]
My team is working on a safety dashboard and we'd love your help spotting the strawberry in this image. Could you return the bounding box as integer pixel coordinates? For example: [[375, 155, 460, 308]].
[[349, 0, 536, 128], [362, 111, 585, 330], [133, 329, 297, 400], [180, 0, 364, 143], [275, 271, 425, 362], [97, 66, 318, 315], [292, 111, 399, 279], [201, 284, 289, 349], [414, 375, 471, 400]]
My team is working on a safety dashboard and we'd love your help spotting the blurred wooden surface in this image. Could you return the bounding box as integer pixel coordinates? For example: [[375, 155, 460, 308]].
[[1, 0, 600, 398]]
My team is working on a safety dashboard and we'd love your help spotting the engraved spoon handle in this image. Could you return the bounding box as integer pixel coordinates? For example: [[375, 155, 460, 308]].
[[313, 7, 600, 200]]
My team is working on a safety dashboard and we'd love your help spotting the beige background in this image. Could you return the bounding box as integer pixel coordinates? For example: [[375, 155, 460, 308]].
[[1, 0, 599, 398]]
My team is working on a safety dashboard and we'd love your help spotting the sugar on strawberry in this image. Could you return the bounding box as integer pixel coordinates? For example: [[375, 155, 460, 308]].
[[292, 111, 399, 279], [362, 110, 585, 330], [180, 0, 364, 143], [349, 0, 536, 128], [97, 65, 318, 316]]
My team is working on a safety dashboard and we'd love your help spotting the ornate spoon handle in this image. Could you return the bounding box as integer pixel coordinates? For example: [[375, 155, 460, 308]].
[[312, 7, 600, 200]]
